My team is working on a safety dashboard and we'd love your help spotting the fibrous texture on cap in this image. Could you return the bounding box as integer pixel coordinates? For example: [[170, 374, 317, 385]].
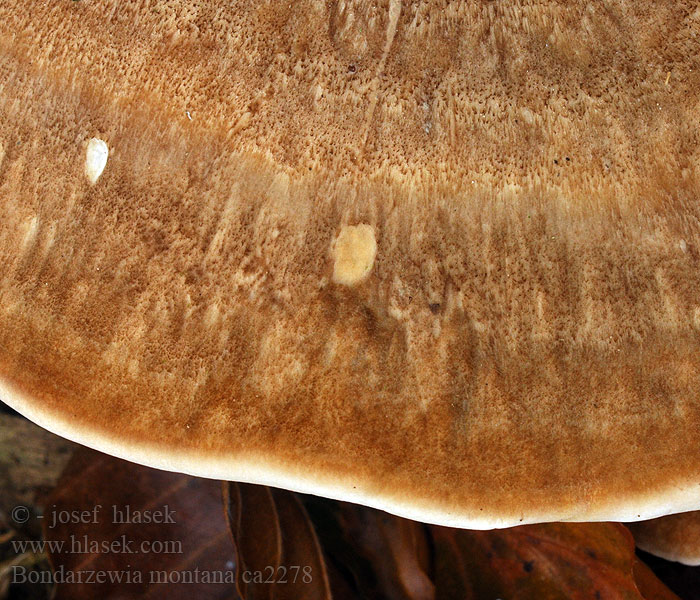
[[628, 512, 700, 566], [0, 1, 699, 528]]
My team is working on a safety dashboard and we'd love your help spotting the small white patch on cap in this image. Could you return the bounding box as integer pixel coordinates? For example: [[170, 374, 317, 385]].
[[694, 307, 700, 330], [680, 239, 687, 253], [22, 216, 39, 249], [85, 138, 109, 184], [332, 224, 377, 286]]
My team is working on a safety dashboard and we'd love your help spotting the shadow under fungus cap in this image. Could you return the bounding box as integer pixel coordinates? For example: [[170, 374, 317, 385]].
[[1, 1, 699, 528]]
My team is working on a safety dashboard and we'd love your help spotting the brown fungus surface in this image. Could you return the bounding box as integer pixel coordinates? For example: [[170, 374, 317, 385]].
[[628, 512, 700, 566], [0, 1, 699, 527]]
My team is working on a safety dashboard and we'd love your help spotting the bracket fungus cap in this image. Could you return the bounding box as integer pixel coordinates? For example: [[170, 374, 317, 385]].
[[628, 512, 700, 566], [1, 0, 700, 529]]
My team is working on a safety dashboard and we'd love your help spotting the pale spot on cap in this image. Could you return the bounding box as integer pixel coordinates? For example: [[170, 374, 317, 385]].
[[332, 224, 377, 286], [85, 138, 109, 184]]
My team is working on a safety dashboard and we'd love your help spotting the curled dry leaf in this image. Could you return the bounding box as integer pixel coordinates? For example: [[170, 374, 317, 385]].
[[44, 449, 236, 599], [301, 495, 435, 600], [271, 489, 333, 600], [222, 482, 331, 600], [223, 483, 281, 599]]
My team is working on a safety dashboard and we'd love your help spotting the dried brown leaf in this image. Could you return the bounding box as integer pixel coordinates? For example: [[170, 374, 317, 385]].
[[431, 522, 646, 600], [299, 495, 436, 600], [223, 483, 332, 600], [635, 550, 700, 600], [224, 483, 282, 599], [633, 558, 682, 600], [328, 502, 434, 600], [45, 449, 236, 599]]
